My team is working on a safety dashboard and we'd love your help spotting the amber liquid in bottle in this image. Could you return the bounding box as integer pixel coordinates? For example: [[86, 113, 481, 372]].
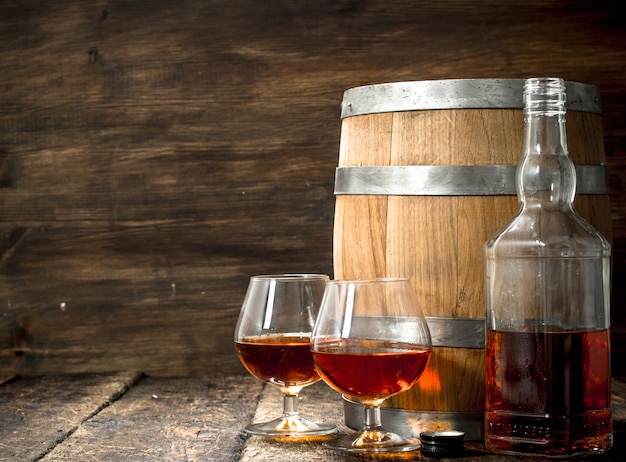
[[486, 328, 611, 455]]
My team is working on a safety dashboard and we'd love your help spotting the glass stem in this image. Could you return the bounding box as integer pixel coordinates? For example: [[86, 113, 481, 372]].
[[282, 392, 300, 418], [363, 404, 384, 433]]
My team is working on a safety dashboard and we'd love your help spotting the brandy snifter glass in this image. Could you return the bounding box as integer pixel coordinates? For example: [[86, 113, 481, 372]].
[[311, 278, 432, 453], [234, 274, 337, 437]]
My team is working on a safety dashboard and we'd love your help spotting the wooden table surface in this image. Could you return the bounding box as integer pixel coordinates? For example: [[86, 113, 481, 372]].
[[1, 372, 625, 461]]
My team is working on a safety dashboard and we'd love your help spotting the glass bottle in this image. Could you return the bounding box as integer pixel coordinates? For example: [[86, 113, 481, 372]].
[[484, 77, 612, 457]]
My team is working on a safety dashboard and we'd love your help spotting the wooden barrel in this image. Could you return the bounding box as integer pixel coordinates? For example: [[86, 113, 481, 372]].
[[334, 79, 612, 440]]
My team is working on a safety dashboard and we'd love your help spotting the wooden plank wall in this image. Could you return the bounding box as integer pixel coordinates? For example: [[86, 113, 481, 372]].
[[0, 0, 625, 378]]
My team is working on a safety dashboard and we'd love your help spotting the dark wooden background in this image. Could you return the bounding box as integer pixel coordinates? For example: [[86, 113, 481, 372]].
[[0, 0, 625, 378]]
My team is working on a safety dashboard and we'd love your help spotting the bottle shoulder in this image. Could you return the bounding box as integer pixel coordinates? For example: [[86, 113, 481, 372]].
[[485, 208, 611, 258]]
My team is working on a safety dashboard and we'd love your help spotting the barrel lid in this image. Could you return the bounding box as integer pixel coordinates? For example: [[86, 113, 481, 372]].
[[341, 79, 602, 118]]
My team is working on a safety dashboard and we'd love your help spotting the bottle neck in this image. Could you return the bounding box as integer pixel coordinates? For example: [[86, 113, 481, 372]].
[[517, 80, 576, 210]]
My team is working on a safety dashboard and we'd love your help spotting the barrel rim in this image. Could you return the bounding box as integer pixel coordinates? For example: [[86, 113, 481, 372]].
[[341, 78, 602, 118]]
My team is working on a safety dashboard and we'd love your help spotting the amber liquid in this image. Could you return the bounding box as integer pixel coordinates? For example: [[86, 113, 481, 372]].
[[235, 333, 320, 387], [312, 339, 430, 401], [486, 329, 612, 457]]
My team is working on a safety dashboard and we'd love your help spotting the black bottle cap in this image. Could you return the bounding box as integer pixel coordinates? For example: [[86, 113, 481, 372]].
[[419, 430, 465, 458]]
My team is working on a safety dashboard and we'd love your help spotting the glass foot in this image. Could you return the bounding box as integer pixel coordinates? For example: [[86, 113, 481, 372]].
[[324, 430, 421, 454], [244, 415, 337, 437]]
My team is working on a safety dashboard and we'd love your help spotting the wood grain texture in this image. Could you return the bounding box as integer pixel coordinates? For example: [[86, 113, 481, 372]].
[[1, 372, 626, 461], [41, 374, 262, 462], [0, 371, 141, 461], [0, 0, 624, 377]]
